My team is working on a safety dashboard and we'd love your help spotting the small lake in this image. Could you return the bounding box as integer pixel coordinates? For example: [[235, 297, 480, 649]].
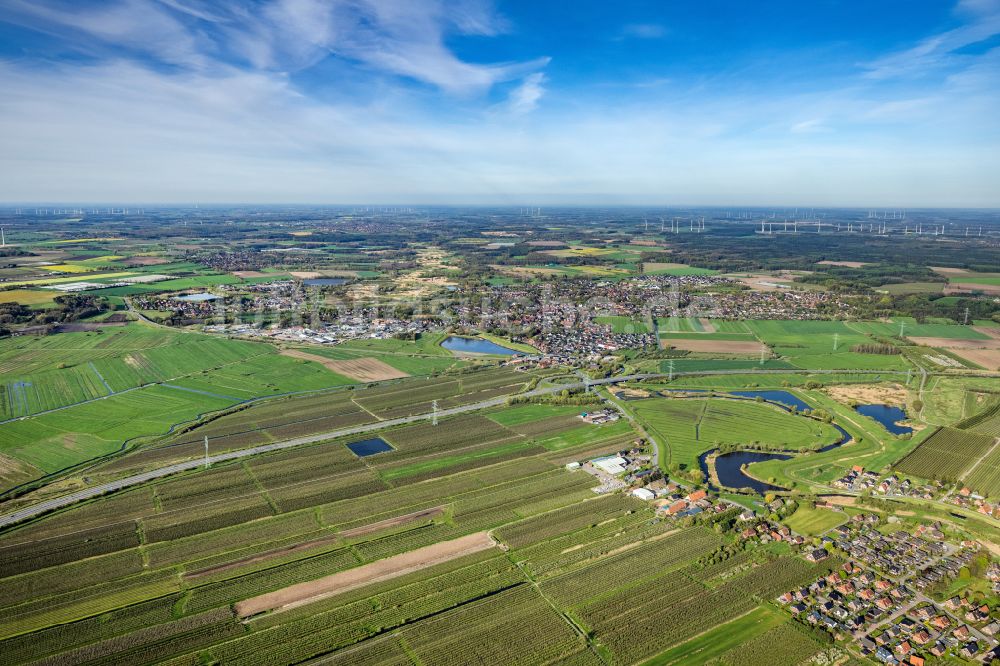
[[441, 336, 520, 356], [855, 404, 913, 435], [346, 437, 394, 457], [700, 450, 790, 494], [728, 390, 812, 412], [303, 278, 349, 286], [174, 293, 219, 302]]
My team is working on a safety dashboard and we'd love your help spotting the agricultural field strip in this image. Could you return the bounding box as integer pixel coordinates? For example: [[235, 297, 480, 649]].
[[0, 430, 527, 550], [961, 436, 1000, 481], [0, 345, 280, 423], [0, 368, 976, 528], [0, 440, 572, 564], [235, 531, 497, 616]]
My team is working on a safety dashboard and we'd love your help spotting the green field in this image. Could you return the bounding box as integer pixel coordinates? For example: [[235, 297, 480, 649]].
[[595, 316, 651, 333], [783, 504, 847, 536], [640, 605, 787, 666], [628, 396, 842, 469], [744, 319, 908, 370], [660, 359, 796, 373]]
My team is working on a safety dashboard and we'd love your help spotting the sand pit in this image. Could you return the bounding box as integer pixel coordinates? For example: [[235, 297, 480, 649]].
[[825, 383, 908, 407], [661, 338, 767, 354], [235, 531, 496, 617], [281, 350, 409, 381]]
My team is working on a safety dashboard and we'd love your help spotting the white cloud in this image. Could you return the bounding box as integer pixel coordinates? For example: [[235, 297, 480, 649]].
[[505, 72, 546, 114]]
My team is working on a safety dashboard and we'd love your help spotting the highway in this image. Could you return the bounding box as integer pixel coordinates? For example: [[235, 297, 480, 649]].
[[0, 367, 985, 530]]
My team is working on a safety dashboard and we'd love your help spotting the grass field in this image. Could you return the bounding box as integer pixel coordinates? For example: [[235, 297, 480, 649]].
[[783, 504, 847, 536], [744, 319, 908, 370], [595, 316, 651, 334], [643, 262, 719, 276], [629, 396, 842, 469], [743, 389, 922, 490], [640, 605, 787, 666], [0, 289, 56, 306]]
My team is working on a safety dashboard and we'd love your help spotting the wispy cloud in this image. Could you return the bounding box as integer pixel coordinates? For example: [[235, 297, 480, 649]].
[[619, 23, 667, 40], [1, 0, 547, 93], [504, 72, 546, 114], [862, 0, 1000, 78]]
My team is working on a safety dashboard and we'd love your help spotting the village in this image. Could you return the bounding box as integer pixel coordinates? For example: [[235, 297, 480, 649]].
[[139, 273, 866, 359]]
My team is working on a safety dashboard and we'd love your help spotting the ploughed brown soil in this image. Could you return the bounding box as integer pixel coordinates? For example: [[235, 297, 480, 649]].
[[235, 531, 496, 617], [909, 336, 1000, 371], [661, 338, 767, 354], [280, 349, 409, 381]]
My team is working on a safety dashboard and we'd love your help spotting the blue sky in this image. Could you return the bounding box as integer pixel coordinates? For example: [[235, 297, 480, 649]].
[[0, 0, 998, 205]]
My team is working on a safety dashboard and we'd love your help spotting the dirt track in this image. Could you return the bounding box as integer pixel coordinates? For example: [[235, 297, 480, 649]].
[[339, 506, 445, 539], [235, 531, 496, 617]]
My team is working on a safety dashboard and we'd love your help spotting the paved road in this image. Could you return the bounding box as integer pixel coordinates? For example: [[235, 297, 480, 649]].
[[0, 367, 994, 530]]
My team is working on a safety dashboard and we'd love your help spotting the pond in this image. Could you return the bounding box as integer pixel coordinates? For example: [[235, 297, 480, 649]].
[[728, 390, 812, 412], [700, 450, 790, 494], [173, 293, 219, 302], [441, 336, 520, 356], [303, 278, 349, 286], [855, 404, 913, 435], [346, 437, 394, 457]]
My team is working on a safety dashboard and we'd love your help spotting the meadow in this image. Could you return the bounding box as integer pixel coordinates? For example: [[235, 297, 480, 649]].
[[0, 328, 537, 492], [595, 315, 651, 334], [744, 320, 908, 370], [628, 395, 842, 469], [782, 504, 847, 536]]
